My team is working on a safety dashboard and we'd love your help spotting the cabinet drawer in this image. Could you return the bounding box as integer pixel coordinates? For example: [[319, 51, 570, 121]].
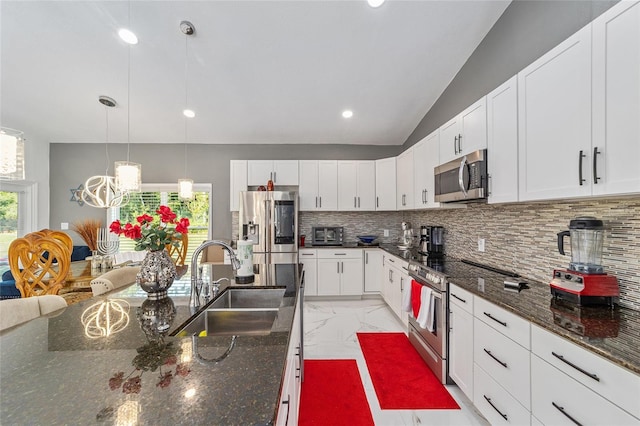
[[474, 297, 530, 349], [383, 255, 409, 271], [474, 364, 531, 426], [531, 354, 639, 425], [449, 283, 474, 314], [532, 325, 640, 418], [299, 249, 317, 258], [474, 318, 531, 409], [316, 248, 362, 259]]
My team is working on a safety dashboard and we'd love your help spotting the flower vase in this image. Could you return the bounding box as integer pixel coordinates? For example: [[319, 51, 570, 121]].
[[137, 249, 177, 299]]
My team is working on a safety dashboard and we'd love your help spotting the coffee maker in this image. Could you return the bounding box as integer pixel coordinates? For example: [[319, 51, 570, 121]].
[[417, 226, 444, 257], [551, 217, 619, 306]]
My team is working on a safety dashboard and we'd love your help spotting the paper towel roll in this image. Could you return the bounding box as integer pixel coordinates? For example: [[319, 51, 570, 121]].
[[235, 240, 254, 283]]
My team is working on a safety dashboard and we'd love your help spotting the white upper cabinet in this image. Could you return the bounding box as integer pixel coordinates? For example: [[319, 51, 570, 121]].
[[487, 75, 519, 204], [229, 160, 247, 211], [413, 129, 440, 209], [439, 96, 487, 164], [375, 157, 397, 211], [518, 25, 592, 201], [337, 161, 376, 211], [592, 0, 640, 196], [299, 160, 338, 211], [247, 160, 299, 186], [396, 148, 414, 210]]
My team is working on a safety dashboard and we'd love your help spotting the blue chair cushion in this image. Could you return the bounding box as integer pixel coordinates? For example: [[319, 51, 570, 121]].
[[0, 279, 20, 299], [71, 245, 91, 261], [2, 270, 14, 282]]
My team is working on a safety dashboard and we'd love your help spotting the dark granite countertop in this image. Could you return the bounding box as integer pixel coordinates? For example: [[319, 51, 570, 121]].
[[0, 263, 301, 425]]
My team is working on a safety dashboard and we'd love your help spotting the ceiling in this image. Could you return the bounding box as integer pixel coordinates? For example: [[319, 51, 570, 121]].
[[0, 1, 510, 146]]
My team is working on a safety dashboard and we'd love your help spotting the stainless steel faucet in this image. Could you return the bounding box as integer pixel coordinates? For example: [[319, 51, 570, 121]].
[[189, 240, 241, 310]]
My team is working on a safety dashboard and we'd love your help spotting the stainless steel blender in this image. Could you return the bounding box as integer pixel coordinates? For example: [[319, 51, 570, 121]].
[[551, 217, 618, 306]]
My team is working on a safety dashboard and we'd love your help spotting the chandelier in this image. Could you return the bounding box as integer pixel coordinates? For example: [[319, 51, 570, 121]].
[[178, 20, 195, 201]]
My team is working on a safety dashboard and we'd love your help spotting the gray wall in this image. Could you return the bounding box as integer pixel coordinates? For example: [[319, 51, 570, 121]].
[[403, 0, 618, 147], [50, 143, 399, 243]]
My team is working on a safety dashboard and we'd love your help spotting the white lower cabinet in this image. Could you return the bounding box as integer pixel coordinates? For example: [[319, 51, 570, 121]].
[[317, 249, 363, 296], [276, 289, 302, 426], [531, 355, 638, 426], [382, 255, 409, 327], [299, 249, 317, 297], [448, 283, 474, 402], [474, 365, 531, 426], [363, 249, 382, 293]]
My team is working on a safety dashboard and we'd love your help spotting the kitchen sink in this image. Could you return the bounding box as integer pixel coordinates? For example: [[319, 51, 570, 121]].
[[173, 287, 285, 337]]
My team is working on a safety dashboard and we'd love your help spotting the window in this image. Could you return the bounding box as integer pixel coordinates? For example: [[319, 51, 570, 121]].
[[0, 182, 37, 275]]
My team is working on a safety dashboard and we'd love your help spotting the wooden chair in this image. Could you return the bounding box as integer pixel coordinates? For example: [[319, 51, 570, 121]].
[[8, 235, 71, 297], [166, 233, 188, 267], [31, 229, 73, 254]]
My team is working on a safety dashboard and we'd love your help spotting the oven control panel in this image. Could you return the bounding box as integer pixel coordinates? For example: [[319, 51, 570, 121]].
[[409, 262, 446, 289]]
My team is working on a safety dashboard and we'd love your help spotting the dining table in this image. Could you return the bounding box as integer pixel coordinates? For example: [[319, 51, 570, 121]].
[[0, 262, 302, 425]]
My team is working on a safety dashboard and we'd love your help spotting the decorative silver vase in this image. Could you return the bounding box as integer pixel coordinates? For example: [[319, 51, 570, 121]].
[[137, 249, 177, 299]]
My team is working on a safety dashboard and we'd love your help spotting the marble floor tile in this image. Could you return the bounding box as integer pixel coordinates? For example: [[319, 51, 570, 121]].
[[303, 298, 489, 426]]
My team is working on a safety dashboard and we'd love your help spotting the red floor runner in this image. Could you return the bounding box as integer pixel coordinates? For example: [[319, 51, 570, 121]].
[[357, 332, 460, 410], [298, 359, 374, 426]]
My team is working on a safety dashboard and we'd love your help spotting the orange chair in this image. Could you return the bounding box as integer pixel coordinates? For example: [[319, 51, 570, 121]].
[[31, 229, 74, 254], [166, 233, 188, 267], [8, 234, 71, 297]]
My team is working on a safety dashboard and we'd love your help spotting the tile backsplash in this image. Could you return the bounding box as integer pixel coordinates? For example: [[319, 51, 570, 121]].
[[234, 197, 640, 310]]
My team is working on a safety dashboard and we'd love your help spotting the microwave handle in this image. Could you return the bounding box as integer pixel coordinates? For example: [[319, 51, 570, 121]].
[[458, 156, 468, 198]]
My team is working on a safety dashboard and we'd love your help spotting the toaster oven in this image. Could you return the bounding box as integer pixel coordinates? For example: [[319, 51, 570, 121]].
[[311, 227, 344, 246]]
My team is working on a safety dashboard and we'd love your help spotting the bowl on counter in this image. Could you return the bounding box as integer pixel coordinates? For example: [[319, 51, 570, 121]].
[[357, 235, 378, 244]]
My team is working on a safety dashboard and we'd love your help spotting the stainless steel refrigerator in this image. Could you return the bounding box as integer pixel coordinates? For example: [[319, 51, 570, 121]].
[[239, 191, 298, 264]]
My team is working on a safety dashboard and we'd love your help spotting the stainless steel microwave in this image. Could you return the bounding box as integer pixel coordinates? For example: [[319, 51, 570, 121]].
[[311, 226, 344, 246], [434, 149, 488, 203]]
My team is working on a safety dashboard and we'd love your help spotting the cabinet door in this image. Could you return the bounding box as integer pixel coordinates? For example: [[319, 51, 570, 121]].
[[439, 116, 460, 163], [459, 96, 487, 156], [340, 258, 363, 296], [229, 160, 247, 211], [337, 161, 358, 211], [317, 160, 338, 210], [273, 160, 299, 185], [399, 271, 410, 327], [449, 302, 474, 401], [592, 1, 640, 196], [356, 161, 376, 210], [375, 157, 396, 211], [317, 259, 340, 295], [300, 256, 318, 296], [413, 130, 440, 208], [396, 148, 414, 210], [518, 25, 592, 201], [487, 76, 519, 204], [381, 261, 392, 305], [423, 134, 441, 207], [247, 160, 274, 186], [298, 160, 319, 211], [364, 249, 382, 293]]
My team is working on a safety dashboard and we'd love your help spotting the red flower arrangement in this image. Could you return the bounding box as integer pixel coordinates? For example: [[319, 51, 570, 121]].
[[109, 205, 189, 252]]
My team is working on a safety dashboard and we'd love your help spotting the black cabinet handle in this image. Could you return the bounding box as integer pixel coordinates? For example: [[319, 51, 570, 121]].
[[552, 352, 600, 382], [282, 394, 291, 425], [376, 196, 379, 208], [593, 147, 601, 184], [483, 395, 508, 421], [484, 348, 508, 368], [483, 311, 507, 327], [578, 150, 586, 185], [552, 402, 583, 426], [451, 293, 467, 304]]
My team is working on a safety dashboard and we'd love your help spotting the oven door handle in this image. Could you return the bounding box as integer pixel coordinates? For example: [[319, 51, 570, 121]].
[[408, 278, 443, 299], [458, 155, 468, 198]]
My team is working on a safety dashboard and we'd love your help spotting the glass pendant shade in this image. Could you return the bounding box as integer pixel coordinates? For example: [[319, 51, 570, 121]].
[[178, 178, 194, 201], [82, 175, 129, 208], [115, 161, 142, 193], [0, 128, 25, 180]]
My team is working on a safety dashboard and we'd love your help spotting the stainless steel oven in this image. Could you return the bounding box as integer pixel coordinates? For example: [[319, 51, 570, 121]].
[[407, 260, 452, 385]]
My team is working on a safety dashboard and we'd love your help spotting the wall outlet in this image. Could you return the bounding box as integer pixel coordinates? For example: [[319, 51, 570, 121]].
[[478, 238, 485, 252], [61, 222, 69, 230], [383, 229, 389, 237]]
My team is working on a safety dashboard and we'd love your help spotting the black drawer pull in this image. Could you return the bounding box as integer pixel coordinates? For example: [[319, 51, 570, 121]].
[[483, 312, 507, 327], [552, 402, 583, 426], [552, 352, 600, 382], [484, 348, 508, 368], [483, 395, 508, 421], [451, 293, 467, 303]]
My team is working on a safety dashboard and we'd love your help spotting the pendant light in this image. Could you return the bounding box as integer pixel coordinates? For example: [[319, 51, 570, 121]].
[[178, 20, 195, 201], [115, 5, 142, 194], [0, 127, 25, 180], [82, 96, 129, 208]]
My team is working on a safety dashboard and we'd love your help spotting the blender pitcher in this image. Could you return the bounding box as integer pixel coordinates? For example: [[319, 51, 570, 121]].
[[557, 217, 605, 274]]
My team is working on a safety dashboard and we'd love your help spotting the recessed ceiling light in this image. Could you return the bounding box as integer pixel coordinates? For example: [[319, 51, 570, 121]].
[[342, 110, 354, 119], [118, 28, 138, 45], [367, 0, 385, 8], [183, 109, 195, 118]]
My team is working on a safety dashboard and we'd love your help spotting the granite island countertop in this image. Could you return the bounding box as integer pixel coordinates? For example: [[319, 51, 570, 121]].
[[0, 263, 301, 425]]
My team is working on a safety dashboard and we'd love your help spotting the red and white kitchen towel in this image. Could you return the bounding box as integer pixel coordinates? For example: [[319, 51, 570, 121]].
[[404, 279, 436, 332]]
